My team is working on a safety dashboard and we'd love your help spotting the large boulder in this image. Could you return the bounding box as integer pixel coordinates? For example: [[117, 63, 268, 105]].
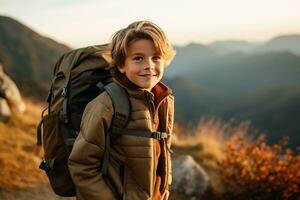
[[171, 155, 210, 199], [0, 64, 26, 122]]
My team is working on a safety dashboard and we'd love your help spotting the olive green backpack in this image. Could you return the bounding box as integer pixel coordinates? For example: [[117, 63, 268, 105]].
[[36, 44, 131, 197]]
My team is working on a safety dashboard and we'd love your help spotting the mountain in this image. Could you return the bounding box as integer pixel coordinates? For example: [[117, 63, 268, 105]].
[[167, 50, 300, 148], [166, 43, 216, 77], [209, 40, 257, 54], [222, 86, 300, 147], [208, 35, 300, 56], [259, 35, 300, 55], [163, 76, 218, 122], [0, 16, 71, 98], [167, 35, 300, 79], [185, 51, 300, 97]]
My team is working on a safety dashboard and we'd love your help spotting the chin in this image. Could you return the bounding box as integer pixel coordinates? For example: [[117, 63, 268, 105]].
[[140, 85, 153, 91]]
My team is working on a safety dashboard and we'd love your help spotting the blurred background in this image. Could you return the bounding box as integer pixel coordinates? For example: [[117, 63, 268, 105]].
[[0, 0, 300, 199]]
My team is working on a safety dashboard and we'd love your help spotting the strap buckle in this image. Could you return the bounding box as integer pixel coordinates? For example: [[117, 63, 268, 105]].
[[39, 159, 55, 172], [152, 132, 167, 140], [61, 86, 68, 97]]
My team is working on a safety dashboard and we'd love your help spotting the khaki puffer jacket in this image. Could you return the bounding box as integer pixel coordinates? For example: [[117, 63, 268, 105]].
[[68, 78, 174, 200]]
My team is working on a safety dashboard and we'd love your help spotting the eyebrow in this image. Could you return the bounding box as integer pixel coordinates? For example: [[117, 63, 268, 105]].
[[130, 52, 144, 56], [129, 52, 160, 56]]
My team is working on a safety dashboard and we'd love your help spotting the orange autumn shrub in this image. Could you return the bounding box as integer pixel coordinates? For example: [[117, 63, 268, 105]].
[[220, 135, 300, 200]]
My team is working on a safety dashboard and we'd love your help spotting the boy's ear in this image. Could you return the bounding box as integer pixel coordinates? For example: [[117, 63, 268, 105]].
[[118, 66, 125, 74]]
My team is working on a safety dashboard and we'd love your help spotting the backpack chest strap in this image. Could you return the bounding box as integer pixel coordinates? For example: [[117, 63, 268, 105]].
[[111, 127, 168, 140]]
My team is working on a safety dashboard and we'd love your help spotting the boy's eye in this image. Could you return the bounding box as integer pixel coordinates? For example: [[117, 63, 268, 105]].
[[132, 56, 143, 62], [152, 55, 162, 61]]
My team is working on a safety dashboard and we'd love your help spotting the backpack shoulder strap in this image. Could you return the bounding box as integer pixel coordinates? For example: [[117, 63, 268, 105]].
[[101, 81, 130, 171], [101, 82, 130, 199], [104, 82, 131, 131]]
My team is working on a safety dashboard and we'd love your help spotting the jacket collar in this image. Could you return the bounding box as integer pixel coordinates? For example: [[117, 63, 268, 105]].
[[112, 70, 172, 106]]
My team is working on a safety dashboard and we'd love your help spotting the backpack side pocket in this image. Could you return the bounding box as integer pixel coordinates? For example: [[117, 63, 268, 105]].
[[42, 111, 64, 160], [39, 111, 75, 197]]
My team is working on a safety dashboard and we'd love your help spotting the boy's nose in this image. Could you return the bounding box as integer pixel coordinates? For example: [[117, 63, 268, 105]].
[[144, 59, 155, 70]]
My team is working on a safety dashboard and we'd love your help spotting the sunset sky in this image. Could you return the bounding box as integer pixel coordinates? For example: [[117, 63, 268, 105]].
[[1, 0, 300, 48]]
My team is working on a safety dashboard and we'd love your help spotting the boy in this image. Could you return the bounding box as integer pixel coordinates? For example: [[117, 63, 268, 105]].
[[68, 20, 175, 200]]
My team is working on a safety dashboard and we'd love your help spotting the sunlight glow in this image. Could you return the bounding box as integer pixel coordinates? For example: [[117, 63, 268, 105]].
[[1, 0, 300, 48]]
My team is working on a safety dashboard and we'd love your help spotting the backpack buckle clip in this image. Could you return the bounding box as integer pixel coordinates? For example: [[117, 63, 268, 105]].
[[39, 159, 55, 172], [61, 86, 68, 97], [152, 132, 167, 140]]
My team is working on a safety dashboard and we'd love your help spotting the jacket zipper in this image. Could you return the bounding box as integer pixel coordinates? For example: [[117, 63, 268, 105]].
[[145, 92, 156, 197], [154, 95, 170, 194]]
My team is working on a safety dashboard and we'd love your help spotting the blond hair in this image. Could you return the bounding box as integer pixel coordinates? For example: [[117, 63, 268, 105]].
[[109, 20, 175, 73]]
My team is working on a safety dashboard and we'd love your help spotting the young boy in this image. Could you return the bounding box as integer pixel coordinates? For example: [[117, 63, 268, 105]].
[[68, 20, 175, 200]]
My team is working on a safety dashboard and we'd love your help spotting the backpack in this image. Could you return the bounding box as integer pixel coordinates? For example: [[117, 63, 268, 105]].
[[36, 44, 131, 197]]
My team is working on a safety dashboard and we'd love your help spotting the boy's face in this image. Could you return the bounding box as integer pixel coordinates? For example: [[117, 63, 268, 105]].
[[118, 39, 164, 91]]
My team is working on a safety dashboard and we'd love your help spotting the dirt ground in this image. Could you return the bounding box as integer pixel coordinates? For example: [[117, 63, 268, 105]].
[[0, 184, 75, 200]]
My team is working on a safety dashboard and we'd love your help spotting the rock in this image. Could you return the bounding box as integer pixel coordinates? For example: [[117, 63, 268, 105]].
[[0, 97, 11, 122], [171, 155, 210, 198], [0, 64, 26, 122]]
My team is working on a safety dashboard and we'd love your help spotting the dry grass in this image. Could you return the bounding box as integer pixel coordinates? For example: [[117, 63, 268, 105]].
[[0, 98, 47, 189], [171, 117, 241, 197], [172, 117, 256, 171]]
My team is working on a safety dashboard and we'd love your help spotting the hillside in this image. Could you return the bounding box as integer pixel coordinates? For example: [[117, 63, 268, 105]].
[[166, 50, 300, 147], [185, 51, 300, 97], [222, 86, 300, 146], [0, 99, 74, 200], [0, 16, 71, 98], [0, 99, 47, 188]]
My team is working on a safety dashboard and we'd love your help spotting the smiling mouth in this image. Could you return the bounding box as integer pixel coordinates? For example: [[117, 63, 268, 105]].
[[140, 74, 157, 77]]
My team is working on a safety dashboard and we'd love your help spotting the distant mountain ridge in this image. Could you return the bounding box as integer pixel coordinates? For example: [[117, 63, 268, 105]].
[[259, 35, 300, 55], [165, 35, 300, 148], [209, 40, 257, 54], [0, 15, 71, 98], [167, 34, 300, 77], [208, 35, 300, 55]]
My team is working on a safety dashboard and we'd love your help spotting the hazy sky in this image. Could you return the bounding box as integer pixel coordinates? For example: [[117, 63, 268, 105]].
[[1, 0, 300, 48]]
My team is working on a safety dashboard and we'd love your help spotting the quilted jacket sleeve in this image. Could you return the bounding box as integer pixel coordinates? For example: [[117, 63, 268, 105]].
[[68, 93, 116, 200]]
